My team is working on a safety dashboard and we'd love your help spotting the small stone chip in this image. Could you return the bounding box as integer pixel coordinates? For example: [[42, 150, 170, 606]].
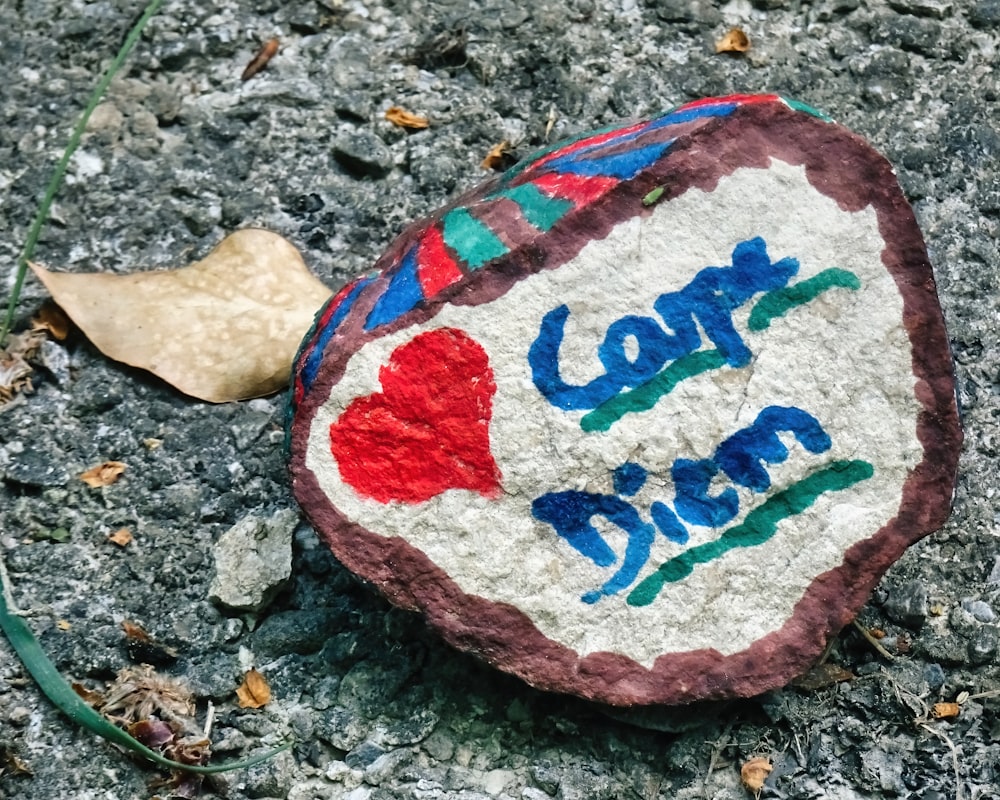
[[289, 94, 962, 706]]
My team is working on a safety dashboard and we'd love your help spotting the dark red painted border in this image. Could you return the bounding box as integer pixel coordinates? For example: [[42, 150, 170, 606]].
[[290, 101, 962, 706]]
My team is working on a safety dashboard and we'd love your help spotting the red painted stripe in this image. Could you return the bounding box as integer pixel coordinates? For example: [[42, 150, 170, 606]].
[[529, 120, 649, 172], [528, 172, 619, 206], [676, 93, 779, 111], [416, 224, 464, 297]]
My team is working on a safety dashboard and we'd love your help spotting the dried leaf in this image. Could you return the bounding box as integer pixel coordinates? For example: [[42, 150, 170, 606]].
[[716, 27, 750, 54], [108, 527, 133, 547], [385, 106, 430, 129], [236, 668, 271, 709], [79, 461, 126, 487], [30, 229, 332, 403], [31, 301, 71, 340], [0, 330, 44, 403], [242, 38, 279, 81], [932, 702, 961, 719], [0, 745, 32, 777], [102, 665, 195, 723], [122, 620, 179, 665], [791, 662, 855, 691], [740, 756, 772, 798], [482, 140, 515, 171], [128, 718, 176, 749], [72, 682, 105, 706], [57, 620, 71, 631], [121, 620, 152, 641]]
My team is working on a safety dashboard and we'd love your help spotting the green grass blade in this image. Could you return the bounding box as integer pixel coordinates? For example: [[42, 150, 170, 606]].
[[1, 0, 166, 346]]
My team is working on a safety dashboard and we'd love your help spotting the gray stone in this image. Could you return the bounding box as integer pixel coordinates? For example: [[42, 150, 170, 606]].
[[333, 131, 394, 178], [209, 508, 298, 612], [884, 581, 929, 629], [970, 0, 1000, 26]]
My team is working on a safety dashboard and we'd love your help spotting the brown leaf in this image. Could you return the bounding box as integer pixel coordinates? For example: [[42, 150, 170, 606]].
[[56, 619, 72, 631], [482, 140, 515, 171], [236, 668, 271, 709], [791, 662, 855, 691], [740, 757, 772, 798], [0, 330, 44, 403], [242, 38, 279, 81], [31, 301, 71, 340], [30, 229, 332, 403], [79, 461, 126, 487], [385, 106, 430, 129], [932, 702, 960, 719], [107, 527, 133, 547], [71, 682, 105, 706], [128, 718, 176, 749], [716, 27, 750, 54], [121, 620, 152, 642]]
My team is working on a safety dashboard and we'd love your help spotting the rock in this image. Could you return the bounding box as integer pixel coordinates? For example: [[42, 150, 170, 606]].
[[208, 508, 298, 612], [884, 580, 929, 629], [288, 94, 962, 705], [333, 130, 394, 178]]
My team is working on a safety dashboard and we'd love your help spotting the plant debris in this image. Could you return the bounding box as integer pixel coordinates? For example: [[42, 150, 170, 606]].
[[715, 27, 750, 54], [107, 527, 133, 547], [0, 329, 45, 404], [31, 301, 70, 340], [236, 668, 271, 709], [241, 37, 279, 80], [79, 461, 126, 487], [482, 140, 516, 171], [740, 756, 772, 798], [385, 106, 430, 129], [30, 229, 332, 403], [101, 665, 195, 725]]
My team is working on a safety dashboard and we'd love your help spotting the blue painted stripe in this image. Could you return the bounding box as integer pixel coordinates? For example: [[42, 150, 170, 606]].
[[546, 139, 674, 179], [300, 275, 374, 393], [364, 246, 425, 330]]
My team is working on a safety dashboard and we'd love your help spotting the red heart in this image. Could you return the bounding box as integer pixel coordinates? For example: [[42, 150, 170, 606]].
[[329, 328, 502, 504]]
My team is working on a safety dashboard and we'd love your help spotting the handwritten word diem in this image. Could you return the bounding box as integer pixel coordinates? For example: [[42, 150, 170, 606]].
[[529, 237, 860, 431], [531, 406, 874, 606]]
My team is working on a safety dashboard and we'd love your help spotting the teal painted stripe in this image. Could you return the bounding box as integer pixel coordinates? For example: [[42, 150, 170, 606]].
[[626, 459, 874, 606], [781, 96, 833, 122], [441, 208, 509, 269], [499, 184, 574, 231], [748, 268, 860, 332]]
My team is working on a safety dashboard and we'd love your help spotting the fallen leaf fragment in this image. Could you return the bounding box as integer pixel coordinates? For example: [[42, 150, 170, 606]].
[[0, 745, 32, 777], [482, 140, 515, 171], [57, 619, 71, 631], [791, 662, 855, 691], [385, 106, 430, 129], [122, 620, 179, 666], [740, 757, 772, 798], [128, 718, 176, 749], [932, 702, 961, 719], [0, 330, 44, 403], [102, 665, 195, 722], [716, 27, 750, 54], [242, 38, 279, 81], [79, 461, 126, 487], [72, 682, 105, 706], [108, 527, 133, 547], [236, 668, 271, 709], [31, 229, 332, 403], [31, 301, 70, 340]]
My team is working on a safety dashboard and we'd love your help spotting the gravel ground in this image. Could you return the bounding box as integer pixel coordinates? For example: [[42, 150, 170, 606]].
[[1, 1, 999, 798]]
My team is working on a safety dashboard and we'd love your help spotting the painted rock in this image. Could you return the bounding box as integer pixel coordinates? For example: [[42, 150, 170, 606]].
[[288, 94, 962, 706]]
